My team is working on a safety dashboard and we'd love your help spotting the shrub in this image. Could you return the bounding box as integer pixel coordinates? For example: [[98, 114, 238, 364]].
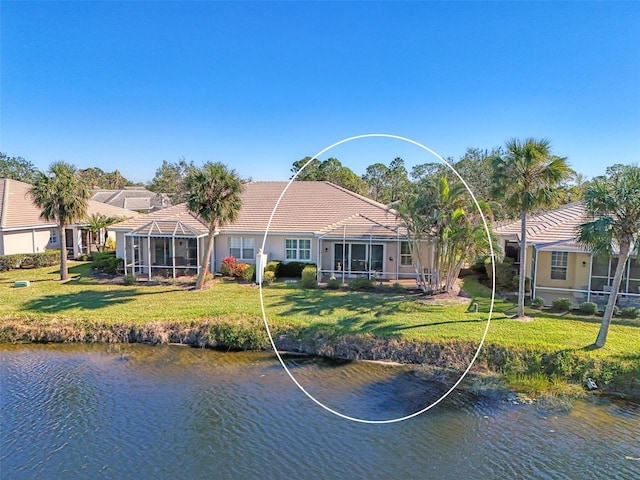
[[33, 250, 60, 268], [92, 252, 122, 274], [221, 256, 237, 276], [349, 277, 376, 291], [123, 274, 137, 285], [613, 305, 620, 316], [277, 261, 307, 278], [495, 262, 515, 289], [265, 260, 281, 277], [241, 264, 256, 282], [620, 306, 639, 319], [300, 265, 317, 289], [531, 297, 545, 309], [261, 270, 275, 285], [235, 263, 251, 279], [0, 251, 60, 271], [510, 275, 531, 293], [551, 297, 573, 312], [470, 258, 487, 275], [326, 278, 342, 290], [579, 302, 598, 315]]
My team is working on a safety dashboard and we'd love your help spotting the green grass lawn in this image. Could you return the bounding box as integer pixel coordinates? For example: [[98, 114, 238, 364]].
[[1, 262, 639, 362]]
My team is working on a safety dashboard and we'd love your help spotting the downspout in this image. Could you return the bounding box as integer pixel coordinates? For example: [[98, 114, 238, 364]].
[[587, 253, 593, 302], [396, 229, 400, 281], [368, 225, 373, 279]]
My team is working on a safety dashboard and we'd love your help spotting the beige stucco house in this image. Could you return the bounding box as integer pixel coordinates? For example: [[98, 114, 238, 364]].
[[111, 181, 431, 282], [495, 202, 640, 310], [0, 178, 140, 258]]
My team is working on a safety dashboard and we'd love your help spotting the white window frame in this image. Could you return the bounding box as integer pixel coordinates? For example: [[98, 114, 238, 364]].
[[550, 251, 568, 280], [230, 237, 255, 260], [400, 241, 412, 266], [49, 229, 59, 245], [285, 238, 311, 261]]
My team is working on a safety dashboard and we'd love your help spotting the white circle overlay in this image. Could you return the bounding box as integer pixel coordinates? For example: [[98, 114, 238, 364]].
[[258, 133, 496, 424]]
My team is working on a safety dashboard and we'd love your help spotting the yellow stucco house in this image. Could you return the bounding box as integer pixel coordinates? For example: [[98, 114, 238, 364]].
[[495, 202, 640, 310]]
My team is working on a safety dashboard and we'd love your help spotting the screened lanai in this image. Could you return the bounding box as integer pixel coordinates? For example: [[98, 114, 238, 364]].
[[123, 220, 208, 279], [316, 214, 433, 283]]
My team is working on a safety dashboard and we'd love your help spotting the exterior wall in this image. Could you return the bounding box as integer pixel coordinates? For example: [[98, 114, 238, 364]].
[[535, 251, 590, 290], [214, 233, 317, 272], [0, 228, 57, 255]]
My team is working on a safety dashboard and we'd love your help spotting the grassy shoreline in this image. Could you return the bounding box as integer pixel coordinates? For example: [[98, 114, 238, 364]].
[[1, 262, 639, 400]]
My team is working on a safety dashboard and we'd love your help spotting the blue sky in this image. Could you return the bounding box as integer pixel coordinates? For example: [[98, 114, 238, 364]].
[[1, 1, 639, 184]]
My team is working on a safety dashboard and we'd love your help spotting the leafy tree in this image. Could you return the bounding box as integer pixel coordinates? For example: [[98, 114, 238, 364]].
[[362, 163, 389, 202], [292, 157, 366, 195], [396, 175, 496, 293], [185, 162, 244, 290], [0, 153, 39, 184], [577, 164, 640, 347], [78, 167, 135, 189], [148, 158, 196, 204], [29, 162, 91, 280], [492, 138, 572, 318], [384, 157, 411, 203]]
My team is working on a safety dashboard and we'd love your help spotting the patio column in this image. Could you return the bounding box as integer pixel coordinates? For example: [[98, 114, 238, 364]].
[[147, 233, 152, 280], [532, 246, 538, 300], [172, 237, 176, 279], [123, 236, 128, 276]]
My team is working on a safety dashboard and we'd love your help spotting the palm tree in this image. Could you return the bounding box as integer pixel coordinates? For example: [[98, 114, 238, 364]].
[[29, 161, 91, 280], [577, 164, 640, 347], [86, 213, 122, 252], [396, 175, 496, 293], [492, 138, 572, 318], [185, 162, 243, 290]]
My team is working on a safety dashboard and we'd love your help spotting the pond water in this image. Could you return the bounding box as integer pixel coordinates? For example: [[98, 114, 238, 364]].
[[1, 344, 638, 479]]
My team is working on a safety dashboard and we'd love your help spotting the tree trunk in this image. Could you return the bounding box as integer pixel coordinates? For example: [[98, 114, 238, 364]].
[[59, 224, 69, 281], [517, 207, 528, 317], [195, 224, 216, 290], [595, 241, 631, 348]]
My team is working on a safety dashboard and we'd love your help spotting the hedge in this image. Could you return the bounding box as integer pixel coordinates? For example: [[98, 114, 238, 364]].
[[0, 250, 60, 271]]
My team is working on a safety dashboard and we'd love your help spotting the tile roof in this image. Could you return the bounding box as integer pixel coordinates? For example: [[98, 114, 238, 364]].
[[110, 181, 404, 236], [495, 202, 588, 251], [0, 178, 141, 230], [110, 203, 209, 235], [222, 181, 402, 234], [91, 188, 170, 211]]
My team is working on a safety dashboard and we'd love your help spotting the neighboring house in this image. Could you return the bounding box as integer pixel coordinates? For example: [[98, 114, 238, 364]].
[[495, 202, 640, 309], [0, 178, 141, 258], [111, 181, 431, 281], [91, 187, 171, 213]]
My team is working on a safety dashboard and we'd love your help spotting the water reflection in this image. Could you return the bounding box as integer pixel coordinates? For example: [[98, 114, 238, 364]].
[[1, 344, 638, 480]]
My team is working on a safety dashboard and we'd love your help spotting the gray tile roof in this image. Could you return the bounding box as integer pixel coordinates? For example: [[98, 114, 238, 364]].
[[91, 188, 170, 211]]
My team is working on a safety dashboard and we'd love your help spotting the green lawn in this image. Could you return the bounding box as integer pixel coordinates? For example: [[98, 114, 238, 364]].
[[1, 262, 638, 362]]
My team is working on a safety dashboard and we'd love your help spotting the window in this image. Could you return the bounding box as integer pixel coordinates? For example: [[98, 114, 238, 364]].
[[230, 237, 255, 260], [550, 251, 568, 280], [400, 242, 412, 266], [285, 238, 311, 261], [49, 229, 59, 245]]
